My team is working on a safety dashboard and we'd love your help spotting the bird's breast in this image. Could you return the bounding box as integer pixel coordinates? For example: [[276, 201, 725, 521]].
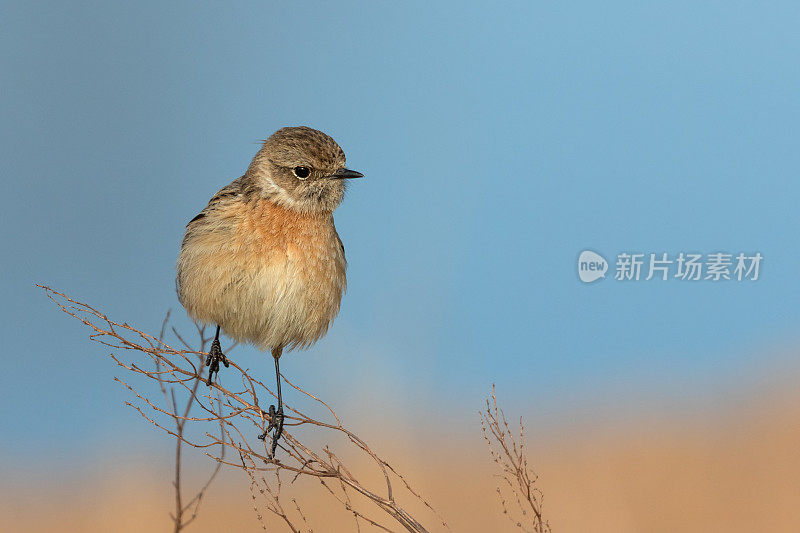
[[211, 199, 347, 350]]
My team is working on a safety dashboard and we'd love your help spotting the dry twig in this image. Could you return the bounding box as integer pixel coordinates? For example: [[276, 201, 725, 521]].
[[153, 310, 227, 532], [480, 385, 550, 533], [40, 285, 446, 533]]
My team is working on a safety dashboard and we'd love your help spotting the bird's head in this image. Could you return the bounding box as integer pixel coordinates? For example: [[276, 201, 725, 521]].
[[246, 126, 363, 213]]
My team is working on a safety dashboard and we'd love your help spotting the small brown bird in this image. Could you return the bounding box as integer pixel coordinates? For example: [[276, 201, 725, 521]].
[[176, 126, 362, 454]]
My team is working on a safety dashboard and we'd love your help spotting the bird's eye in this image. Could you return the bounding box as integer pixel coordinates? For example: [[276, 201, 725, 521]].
[[293, 166, 311, 179]]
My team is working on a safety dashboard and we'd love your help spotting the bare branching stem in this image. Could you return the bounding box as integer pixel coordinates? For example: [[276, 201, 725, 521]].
[[480, 384, 551, 533], [40, 285, 446, 532]]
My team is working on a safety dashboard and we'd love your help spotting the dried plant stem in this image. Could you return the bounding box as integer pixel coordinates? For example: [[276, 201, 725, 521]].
[[480, 385, 550, 533], [152, 310, 227, 532], [40, 285, 446, 533]]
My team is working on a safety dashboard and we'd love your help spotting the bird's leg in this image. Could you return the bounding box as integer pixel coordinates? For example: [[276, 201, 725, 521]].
[[205, 325, 229, 386], [258, 347, 285, 457]]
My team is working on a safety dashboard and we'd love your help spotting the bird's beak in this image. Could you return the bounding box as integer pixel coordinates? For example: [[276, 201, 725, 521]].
[[328, 168, 364, 180]]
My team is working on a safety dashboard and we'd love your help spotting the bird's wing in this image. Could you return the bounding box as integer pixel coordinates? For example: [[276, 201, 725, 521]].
[[180, 175, 253, 252], [335, 231, 345, 258], [185, 176, 248, 227]]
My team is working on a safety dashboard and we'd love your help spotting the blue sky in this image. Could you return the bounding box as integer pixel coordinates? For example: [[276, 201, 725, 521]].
[[2, 1, 800, 465]]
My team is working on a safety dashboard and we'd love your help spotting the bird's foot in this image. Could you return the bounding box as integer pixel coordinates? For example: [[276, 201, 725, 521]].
[[205, 338, 229, 386], [258, 404, 285, 457]]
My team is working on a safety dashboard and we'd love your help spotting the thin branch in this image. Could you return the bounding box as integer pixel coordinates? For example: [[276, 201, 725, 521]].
[[480, 384, 551, 533], [41, 285, 445, 533]]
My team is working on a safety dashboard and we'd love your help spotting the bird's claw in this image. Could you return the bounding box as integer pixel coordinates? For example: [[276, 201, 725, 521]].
[[205, 338, 229, 386], [258, 404, 285, 457]]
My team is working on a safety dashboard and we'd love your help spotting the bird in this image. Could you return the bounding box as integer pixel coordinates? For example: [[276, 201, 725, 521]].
[[176, 126, 363, 455]]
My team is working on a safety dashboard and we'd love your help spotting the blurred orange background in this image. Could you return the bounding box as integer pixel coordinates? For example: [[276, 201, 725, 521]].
[[4, 373, 799, 533]]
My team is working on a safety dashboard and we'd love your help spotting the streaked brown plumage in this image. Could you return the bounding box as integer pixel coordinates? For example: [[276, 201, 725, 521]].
[[176, 126, 362, 453]]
